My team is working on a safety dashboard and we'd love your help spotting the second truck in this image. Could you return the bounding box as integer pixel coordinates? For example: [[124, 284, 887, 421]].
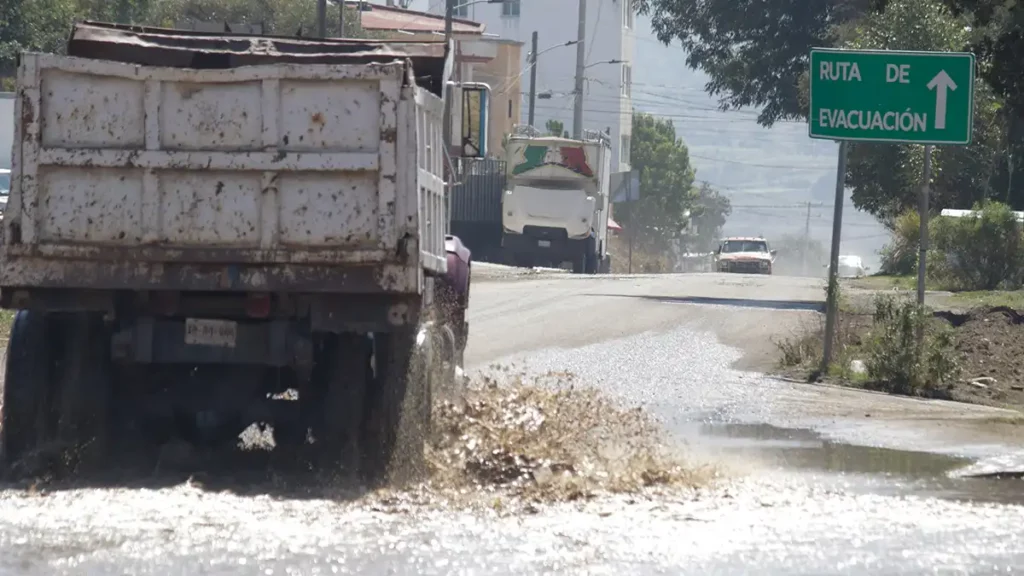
[[501, 126, 612, 273], [0, 22, 487, 484]]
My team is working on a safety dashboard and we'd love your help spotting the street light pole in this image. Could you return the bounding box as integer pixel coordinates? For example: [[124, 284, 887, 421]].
[[528, 31, 538, 127], [572, 0, 586, 138], [442, 0, 454, 161]]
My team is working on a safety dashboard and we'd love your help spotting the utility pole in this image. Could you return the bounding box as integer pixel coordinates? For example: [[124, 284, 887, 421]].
[[442, 0, 454, 161], [528, 31, 538, 127], [571, 0, 586, 139], [316, 0, 327, 37], [802, 201, 811, 277]]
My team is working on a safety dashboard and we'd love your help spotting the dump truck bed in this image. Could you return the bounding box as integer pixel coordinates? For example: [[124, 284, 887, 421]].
[[0, 23, 448, 295]]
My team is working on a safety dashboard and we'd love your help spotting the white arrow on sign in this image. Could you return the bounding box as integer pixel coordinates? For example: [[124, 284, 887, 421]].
[[927, 70, 957, 130]]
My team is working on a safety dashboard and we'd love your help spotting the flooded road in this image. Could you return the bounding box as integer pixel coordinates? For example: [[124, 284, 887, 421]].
[[3, 273, 1024, 574]]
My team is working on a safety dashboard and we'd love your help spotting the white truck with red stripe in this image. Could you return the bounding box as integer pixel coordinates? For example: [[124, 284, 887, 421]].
[[501, 126, 611, 273]]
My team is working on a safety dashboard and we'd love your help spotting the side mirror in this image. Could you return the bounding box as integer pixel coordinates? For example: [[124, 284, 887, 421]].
[[770, 249, 777, 257], [460, 83, 490, 159]]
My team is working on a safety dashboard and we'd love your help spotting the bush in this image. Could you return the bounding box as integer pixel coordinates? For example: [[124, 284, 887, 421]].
[[880, 209, 920, 275], [929, 201, 1024, 290], [864, 295, 960, 396]]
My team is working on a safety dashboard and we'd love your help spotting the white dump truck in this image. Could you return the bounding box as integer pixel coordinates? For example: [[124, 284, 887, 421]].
[[0, 22, 485, 484], [502, 126, 611, 273]]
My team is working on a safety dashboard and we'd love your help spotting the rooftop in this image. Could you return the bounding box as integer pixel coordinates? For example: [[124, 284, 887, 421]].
[[347, 2, 485, 35]]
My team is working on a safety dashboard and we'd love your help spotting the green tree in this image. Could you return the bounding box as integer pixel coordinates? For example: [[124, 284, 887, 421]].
[[619, 112, 696, 252], [544, 119, 565, 137], [634, 0, 1024, 211], [840, 0, 1008, 222], [689, 182, 731, 252], [632, 0, 875, 127]]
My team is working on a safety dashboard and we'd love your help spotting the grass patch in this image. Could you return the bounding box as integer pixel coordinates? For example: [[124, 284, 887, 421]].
[[947, 290, 1024, 311], [0, 309, 13, 342], [846, 274, 943, 292]]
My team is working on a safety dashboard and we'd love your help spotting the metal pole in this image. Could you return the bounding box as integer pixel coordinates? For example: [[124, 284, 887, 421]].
[[571, 0, 586, 139], [528, 31, 538, 127], [627, 175, 634, 274], [442, 0, 454, 160], [821, 140, 848, 372], [914, 145, 933, 349], [339, 0, 345, 36], [316, 0, 327, 37], [917, 145, 932, 309], [802, 201, 811, 277]]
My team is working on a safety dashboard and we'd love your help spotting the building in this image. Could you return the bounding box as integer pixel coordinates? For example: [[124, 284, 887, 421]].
[[425, 0, 634, 172], [351, 2, 522, 158]]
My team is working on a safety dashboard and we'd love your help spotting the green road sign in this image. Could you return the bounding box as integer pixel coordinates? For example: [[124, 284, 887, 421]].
[[808, 48, 975, 145]]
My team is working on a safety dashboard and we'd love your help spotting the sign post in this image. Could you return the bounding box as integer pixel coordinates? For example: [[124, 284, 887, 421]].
[[808, 48, 975, 371]]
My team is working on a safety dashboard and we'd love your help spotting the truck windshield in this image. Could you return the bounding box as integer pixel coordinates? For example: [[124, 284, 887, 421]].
[[721, 240, 768, 253]]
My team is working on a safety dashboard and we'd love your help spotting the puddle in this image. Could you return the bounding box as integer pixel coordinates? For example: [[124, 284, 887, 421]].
[[687, 422, 1024, 506]]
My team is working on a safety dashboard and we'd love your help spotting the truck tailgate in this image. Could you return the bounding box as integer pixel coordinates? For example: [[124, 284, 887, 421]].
[[3, 53, 435, 292]]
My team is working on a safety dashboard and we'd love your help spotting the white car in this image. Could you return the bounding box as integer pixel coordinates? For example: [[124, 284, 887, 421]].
[[837, 255, 867, 278]]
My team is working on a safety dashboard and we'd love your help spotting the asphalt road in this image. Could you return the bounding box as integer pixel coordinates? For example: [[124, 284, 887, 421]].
[[3, 270, 1024, 575]]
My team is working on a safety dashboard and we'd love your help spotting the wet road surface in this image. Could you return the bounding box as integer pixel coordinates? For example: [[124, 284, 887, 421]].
[[4, 272, 1024, 574]]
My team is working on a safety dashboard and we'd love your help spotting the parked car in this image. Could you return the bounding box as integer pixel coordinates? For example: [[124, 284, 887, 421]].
[[715, 236, 776, 275]]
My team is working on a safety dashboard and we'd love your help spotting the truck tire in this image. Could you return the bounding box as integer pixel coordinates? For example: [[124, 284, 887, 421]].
[[360, 326, 431, 486], [53, 313, 115, 473], [0, 311, 53, 474], [312, 333, 371, 474], [575, 235, 598, 274], [0, 311, 113, 477]]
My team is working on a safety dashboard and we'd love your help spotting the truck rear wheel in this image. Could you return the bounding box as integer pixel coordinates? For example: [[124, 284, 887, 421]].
[[1, 311, 53, 474], [360, 327, 431, 486], [1, 311, 113, 477], [313, 333, 371, 474]]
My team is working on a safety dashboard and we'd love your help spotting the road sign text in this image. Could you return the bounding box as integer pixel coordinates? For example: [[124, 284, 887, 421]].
[[808, 49, 975, 145]]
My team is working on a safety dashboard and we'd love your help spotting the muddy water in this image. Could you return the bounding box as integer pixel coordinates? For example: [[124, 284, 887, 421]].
[[4, 322, 1024, 574]]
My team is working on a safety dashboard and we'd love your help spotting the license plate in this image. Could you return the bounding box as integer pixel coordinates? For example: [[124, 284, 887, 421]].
[[184, 318, 237, 348], [538, 240, 551, 248]]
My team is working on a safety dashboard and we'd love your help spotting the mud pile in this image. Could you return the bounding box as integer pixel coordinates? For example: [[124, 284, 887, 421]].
[[426, 369, 704, 501]]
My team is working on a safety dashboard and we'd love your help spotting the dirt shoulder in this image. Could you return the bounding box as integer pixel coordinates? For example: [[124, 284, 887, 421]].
[[779, 282, 1024, 414], [940, 308, 1024, 409]]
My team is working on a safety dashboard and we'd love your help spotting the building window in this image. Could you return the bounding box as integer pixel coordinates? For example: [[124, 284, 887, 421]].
[[621, 135, 631, 165], [623, 0, 634, 29], [502, 0, 520, 17], [621, 64, 632, 97], [454, 3, 468, 17]]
